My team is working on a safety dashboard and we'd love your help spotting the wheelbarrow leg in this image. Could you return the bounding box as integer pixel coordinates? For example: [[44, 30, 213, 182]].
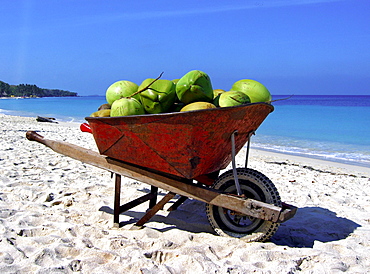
[[131, 192, 176, 229], [113, 173, 122, 228], [148, 186, 158, 209], [168, 196, 188, 211], [113, 174, 159, 228]]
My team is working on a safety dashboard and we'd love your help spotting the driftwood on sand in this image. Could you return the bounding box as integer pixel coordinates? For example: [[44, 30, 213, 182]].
[[36, 116, 58, 123]]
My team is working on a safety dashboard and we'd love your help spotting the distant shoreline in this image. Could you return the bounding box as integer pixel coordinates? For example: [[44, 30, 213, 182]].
[[0, 97, 79, 100], [0, 96, 38, 99]]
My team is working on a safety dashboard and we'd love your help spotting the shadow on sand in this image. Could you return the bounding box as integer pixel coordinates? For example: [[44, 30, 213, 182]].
[[100, 202, 360, 248], [271, 206, 360, 247], [99, 198, 215, 234]]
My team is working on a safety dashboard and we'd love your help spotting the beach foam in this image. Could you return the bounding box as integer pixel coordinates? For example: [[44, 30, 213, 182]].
[[1, 114, 369, 273]]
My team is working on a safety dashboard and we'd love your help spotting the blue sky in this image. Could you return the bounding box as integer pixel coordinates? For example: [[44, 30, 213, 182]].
[[1, 0, 369, 96]]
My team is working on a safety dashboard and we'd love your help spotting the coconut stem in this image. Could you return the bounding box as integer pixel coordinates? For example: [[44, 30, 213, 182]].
[[128, 72, 164, 98], [268, 94, 294, 103]]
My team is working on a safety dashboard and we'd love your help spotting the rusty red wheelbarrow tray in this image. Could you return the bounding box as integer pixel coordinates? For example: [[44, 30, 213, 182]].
[[26, 102, 297, 241], [85, 102, 274, 181]]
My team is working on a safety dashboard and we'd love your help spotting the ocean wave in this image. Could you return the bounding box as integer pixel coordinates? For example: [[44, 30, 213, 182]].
[[250, 141, 370, 168]]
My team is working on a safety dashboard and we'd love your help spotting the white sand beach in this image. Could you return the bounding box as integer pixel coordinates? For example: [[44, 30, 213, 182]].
[[1, 114, 369, 273]]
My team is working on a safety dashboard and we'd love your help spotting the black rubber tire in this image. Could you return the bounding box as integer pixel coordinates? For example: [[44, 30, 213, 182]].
[[206, 168, 281, 242]]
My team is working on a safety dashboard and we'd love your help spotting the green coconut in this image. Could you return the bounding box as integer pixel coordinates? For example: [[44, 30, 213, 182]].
[[105, 80, 139, 105], [231, 79, 271, 103], [180, 102, 216, 112], [90, 109, 111, 117], [138, 78, 176, 114], [176, 70, 214, 104], [110, 97, 145, 117], [218, 91, 251, 107], [213, 89, 226, 98], [97, 103, 111, 110], [172, 79, 180, 85]]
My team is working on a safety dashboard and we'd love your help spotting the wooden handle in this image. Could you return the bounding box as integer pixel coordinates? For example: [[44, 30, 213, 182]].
[[24, 130, 289, 222], [26, 131, 45, 142]]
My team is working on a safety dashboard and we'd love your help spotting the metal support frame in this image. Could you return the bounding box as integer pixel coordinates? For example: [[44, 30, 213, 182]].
[[231, 130, 255, 196], [113, 173, 162, 228], [230, 131, 242, 196], [113, 174, 189, 228], [245, 131, 255, 169]]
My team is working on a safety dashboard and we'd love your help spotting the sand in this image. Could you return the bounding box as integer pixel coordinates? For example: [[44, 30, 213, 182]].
[[1, 113, 369, 273]]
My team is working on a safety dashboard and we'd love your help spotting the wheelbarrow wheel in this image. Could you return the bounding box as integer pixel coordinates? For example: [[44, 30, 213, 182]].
[[206, 168, 281, 242]]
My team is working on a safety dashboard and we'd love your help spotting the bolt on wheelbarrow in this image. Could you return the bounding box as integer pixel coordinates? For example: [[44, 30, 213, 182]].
[[27, 102, 297, 242]]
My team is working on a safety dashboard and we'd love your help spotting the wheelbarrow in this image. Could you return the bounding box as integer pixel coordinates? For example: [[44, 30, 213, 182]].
[[26, 102, 297, 242]]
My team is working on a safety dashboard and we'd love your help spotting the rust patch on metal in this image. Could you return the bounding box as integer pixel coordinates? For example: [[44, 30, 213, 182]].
[[190, 156, 201, 170]]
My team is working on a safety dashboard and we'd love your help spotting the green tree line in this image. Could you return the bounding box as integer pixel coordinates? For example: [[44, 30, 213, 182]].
[[0, 80, 77, 97]]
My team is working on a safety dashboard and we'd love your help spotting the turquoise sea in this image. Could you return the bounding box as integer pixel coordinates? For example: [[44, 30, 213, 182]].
[[1, 95, 370, 168]]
